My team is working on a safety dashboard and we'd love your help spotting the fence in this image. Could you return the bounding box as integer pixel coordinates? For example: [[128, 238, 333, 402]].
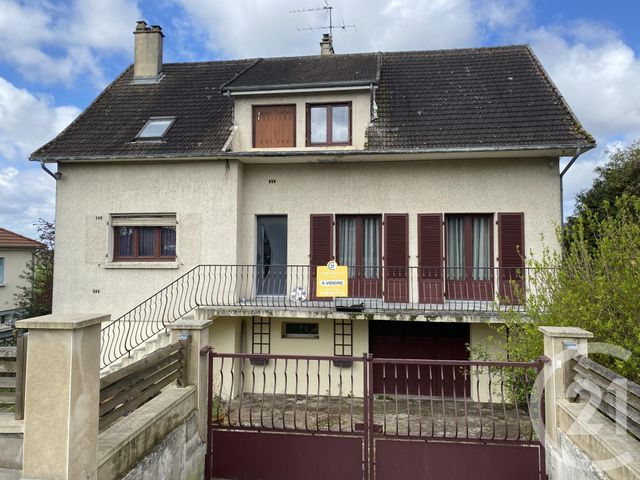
[[0, 334, 27, 420], [99, 337, 191, 430], [101, 264, 533, 369], [571, 354, 640, 439]]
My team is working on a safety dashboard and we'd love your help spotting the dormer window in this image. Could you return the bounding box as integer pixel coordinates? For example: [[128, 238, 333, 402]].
[[136, 117, 175, 139], [306, 102, 351, 146]]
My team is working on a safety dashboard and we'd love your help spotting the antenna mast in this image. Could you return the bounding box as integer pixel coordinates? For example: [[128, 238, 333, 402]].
[[291, 1, 355, 38]]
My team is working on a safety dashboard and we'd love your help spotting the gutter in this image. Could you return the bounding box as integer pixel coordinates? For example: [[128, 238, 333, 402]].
[[40, 160, 62, 180], [559, 147, 584, 227]]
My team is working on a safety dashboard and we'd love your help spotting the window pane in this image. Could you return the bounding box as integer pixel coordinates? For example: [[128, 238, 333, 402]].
[[284, 322, 319, 337], [446, 217, 465, 280], [310, 107, 327, 143], [138, 118, 174, 138], [338, 217, 357, 278], [472, 217, 491, 280], [161, 227, 176, 257], [138, 227, 156, 256], [331, 106, 349, 143], [117, 227, 134, 257], [0, 258, 4, 283], [362, 217, 380, 278]]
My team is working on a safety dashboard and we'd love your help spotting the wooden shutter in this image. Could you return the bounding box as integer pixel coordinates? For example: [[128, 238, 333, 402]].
[[418, 214, 444, 303], [498, 212, 525, 304], [253, 105, 296, 148], [384, 214, 408, 302], [309, 214, 333, 267]]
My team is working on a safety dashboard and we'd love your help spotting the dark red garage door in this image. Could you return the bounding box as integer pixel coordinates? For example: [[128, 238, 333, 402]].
[[370, 322, 470, 397]]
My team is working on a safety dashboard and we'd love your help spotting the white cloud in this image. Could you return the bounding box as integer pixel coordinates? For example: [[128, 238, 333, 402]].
[[0, 77, 79, 237], [0, 0, 141, 86]]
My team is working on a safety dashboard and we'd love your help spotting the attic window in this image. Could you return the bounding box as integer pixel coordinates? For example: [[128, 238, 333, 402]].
[[136, 117, 175, 139]]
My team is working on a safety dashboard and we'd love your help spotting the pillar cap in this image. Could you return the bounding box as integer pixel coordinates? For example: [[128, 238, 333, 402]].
[[169, 318, 212, 330], [16, 313, 110, 330], [538, 326, 593, 338]]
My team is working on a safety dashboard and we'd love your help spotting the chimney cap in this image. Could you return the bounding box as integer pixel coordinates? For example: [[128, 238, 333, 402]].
[[320, 33, 334, 55], [134, 20, 164, 37]]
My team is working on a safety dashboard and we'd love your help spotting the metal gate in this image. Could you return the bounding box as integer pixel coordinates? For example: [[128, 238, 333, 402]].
[[205, 352, 546, 480]]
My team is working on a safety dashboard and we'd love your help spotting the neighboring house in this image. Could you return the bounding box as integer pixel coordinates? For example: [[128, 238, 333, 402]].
[[31, 22, 594, 378], [0, 227, 41, 324]]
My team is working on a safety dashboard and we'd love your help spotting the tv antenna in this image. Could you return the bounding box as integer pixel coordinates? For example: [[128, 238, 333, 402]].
[[290, 1, 356, 38]]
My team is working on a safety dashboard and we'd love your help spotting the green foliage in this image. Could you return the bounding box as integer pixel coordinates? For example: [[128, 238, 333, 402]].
[[485, 195, 640, 383], [14, 219, 55, 319]]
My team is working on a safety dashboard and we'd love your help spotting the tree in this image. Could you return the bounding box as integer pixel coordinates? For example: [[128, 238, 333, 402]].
[[14, 219, 55, 318], [482, 195, 640, 383]]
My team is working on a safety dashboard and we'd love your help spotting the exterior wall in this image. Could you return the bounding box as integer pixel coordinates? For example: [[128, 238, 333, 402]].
[[53, 161, 242, 317], [238, 157, 561, 267], [0, 248, 33, 319], [232, 90, 371, 152]]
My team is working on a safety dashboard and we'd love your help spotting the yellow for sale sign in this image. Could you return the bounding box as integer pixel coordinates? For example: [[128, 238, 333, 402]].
[[316, 261, 348, 297]]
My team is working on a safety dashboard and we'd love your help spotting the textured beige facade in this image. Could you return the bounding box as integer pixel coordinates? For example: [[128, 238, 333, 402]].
[[232, 90, 372, 151], [0, 248, 33, 319]]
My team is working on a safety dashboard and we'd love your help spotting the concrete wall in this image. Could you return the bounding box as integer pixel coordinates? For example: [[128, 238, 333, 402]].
[[52, 156, 561, 320], [238, 158, 561, 267], [53, 161, 243, 317], [546, 430, 609, 480], [0, 248, 33, 318], [232, 90, 371, 152]]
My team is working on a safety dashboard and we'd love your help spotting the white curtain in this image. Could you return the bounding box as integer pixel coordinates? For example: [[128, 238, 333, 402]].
[[472, 217, 490, 280], [363, 217, 380, 278], [447, 217, 465, 280], [338, 217, 356, 277]]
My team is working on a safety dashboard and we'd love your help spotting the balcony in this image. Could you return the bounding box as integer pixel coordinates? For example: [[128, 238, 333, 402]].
[[190, 265, 529, 320]]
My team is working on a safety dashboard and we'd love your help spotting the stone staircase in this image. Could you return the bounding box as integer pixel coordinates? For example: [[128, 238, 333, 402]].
[[100, 328, 173, 376]]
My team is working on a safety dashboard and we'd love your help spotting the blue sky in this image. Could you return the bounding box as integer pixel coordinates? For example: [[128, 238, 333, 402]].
[[1, 0, 639, 238]]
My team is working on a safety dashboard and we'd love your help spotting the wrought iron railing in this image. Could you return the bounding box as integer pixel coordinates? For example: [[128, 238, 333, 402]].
[[101, 265, 532, 369]]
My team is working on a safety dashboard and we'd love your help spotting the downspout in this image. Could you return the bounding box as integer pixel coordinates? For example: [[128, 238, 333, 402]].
[[559, 147, 583, 227], [40, 160, 62, 180]]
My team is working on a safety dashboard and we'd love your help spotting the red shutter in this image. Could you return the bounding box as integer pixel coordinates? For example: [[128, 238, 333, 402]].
[[310, 214, 333, 300], [498, 212, 525, 304], [310, 214, 333, 266], [384, 214, 408, 303], [418, 214, 444, 303]]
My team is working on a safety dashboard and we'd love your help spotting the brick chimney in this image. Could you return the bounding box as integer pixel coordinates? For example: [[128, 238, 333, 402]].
[[320, 33, 334, 55], [133, 20, 164, 82]]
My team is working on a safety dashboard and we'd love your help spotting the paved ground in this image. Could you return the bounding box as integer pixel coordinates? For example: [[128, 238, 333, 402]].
[[212, 393, 537, 441]]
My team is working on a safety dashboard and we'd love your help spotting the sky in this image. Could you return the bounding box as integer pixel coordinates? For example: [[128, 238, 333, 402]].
[[1, 0, 639, 238]]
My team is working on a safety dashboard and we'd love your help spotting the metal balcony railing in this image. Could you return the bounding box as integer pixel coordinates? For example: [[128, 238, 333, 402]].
[[100, 265, 531, 369]]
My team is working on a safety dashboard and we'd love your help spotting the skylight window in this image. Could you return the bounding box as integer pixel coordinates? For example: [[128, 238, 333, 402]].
[[136, 117, 175, 139]]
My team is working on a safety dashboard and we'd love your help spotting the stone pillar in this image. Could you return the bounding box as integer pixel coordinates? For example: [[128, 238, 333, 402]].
[[170, 317, 212, 442], [539, 326, 593, 442], [16, 313, 109, 480]]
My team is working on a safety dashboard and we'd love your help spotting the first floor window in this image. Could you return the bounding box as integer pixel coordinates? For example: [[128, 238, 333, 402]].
[[112, 214, 177, 261], [337, 215, 380, 278], [446, 215, 492, 280]]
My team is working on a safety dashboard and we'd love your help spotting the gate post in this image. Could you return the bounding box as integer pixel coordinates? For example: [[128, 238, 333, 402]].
[[539, 326, 593, 442], [17, 313, 108, 480], [170, 317, 212, 442]]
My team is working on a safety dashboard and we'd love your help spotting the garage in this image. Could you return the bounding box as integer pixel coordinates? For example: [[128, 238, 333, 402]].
[[369, 321, 470, 397]]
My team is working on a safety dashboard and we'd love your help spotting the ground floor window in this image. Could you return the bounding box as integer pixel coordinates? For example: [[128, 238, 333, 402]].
[[252, 317, 271, 354], [282, 322, 319, 338], [334, 319, 353, 356]]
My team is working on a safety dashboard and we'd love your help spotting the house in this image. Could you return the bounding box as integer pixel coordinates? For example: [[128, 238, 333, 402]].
[[0, 227, 42, 325], [31, 22, 594, 383]]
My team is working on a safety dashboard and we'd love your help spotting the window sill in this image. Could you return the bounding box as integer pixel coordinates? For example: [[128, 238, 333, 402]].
[[0, 284, 5, 288], [102, 262, 180, 270]]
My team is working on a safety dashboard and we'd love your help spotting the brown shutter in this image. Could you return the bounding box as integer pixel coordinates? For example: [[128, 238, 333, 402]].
[[418, 214, 444, 304], [498, 212, 525, 304], [310, 214, 333, 266], [253, 105, 296, 148], [384, 214, 408, 303]]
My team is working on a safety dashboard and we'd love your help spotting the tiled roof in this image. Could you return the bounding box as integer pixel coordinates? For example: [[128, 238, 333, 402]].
[[222, 53, 379, 91], [367, 46, 594, 150], [31, 45, 594, 161], [0, 228, 42, 249]]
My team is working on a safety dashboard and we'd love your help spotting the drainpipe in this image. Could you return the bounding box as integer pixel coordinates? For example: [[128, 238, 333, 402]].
[[559, 147, 583, 227], [40, 160, 62, 180]]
